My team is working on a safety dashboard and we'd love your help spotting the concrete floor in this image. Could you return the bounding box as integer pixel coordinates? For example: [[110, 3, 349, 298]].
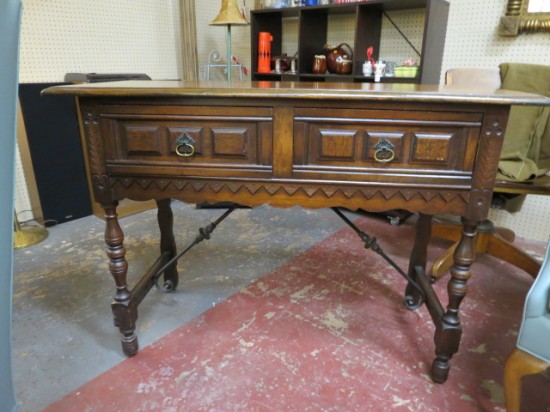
[[12, 202, 349, 411], [12, 202, 548, 411]]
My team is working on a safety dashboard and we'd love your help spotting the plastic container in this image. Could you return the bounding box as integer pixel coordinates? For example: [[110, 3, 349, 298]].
[[394, 66, 419, 78]]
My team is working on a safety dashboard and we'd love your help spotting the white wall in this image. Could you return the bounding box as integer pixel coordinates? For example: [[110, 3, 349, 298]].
[[442, 0, 550, 72], [19, 0, 182, 82], [441, 0, 550, 241]]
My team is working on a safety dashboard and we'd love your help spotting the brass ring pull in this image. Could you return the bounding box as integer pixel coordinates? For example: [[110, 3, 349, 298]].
[[175, 142, 195, 157], [373, 138, 396, 163], [175, 132, 196, 158], [374, 148, 395, 163]]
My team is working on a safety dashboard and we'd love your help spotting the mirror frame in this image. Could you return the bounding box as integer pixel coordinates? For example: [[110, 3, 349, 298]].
[[499, 0, 550, 35]]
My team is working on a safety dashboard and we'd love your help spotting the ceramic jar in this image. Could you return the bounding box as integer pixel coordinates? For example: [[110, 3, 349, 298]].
[[312, 55, 327, 74], [323, 43, 353, 74], [335, 55, 353, 75]]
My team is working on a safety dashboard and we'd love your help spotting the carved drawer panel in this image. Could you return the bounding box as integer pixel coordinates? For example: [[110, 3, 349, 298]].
[[97, 105, 273, 179], [119, 121, 258, 162], [293, 107, 483, 186]]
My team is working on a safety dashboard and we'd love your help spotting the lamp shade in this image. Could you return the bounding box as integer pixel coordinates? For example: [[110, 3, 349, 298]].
[[210, 0, 248, 26]]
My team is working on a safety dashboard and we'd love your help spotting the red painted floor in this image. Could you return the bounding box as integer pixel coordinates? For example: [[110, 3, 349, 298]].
[[43, 216, 550, 411]]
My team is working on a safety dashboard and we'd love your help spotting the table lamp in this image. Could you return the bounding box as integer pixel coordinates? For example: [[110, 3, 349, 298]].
[[210, 0, 248, 82]]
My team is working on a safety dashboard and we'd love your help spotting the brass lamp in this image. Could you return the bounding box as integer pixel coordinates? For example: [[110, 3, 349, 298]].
[[13, 211, 47, 249], [210, 0, 248, 82]]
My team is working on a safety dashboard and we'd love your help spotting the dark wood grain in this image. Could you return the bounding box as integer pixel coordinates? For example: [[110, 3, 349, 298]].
[[42, 81, 550, 106]]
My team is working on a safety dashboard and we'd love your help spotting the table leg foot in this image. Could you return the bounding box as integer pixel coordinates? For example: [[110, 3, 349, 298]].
[[121, 333, 139, 357], [430, 312, 462, 383], [112, 301, 138, 357], [431, 356, 451, 383]]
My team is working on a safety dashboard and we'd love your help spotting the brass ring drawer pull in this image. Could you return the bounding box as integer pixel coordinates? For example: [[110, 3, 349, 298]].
[[374, 147, 395, 163], [373, 138, 396, 163], [175, 142, 195, 157], [175, 132, 196, 158]]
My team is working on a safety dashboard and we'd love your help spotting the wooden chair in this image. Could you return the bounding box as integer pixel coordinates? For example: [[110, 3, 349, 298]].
[[431, 175, 549, 279], [504, 239, 550, 412], [431, 68, 549, 280]]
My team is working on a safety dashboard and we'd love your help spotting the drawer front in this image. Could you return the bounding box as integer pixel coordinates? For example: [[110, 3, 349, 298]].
[[99, 105, 273, 178], [293, 108, 483, 186]]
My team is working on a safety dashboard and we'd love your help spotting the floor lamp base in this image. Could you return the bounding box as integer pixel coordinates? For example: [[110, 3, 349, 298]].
[[13, 212, 48, 249]]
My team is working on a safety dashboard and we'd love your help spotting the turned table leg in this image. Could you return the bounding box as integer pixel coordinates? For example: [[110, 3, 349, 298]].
[[431, 217, 479, 383], [156, 199, 179, 291], [103, 202, 138, 357]]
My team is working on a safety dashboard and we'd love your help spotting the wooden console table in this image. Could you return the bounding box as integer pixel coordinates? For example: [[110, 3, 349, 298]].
[[44, 81, 549, 383]]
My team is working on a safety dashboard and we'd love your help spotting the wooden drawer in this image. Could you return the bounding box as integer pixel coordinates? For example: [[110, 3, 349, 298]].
[[292, 107, 483, 186], [97, 105, 273, 179]]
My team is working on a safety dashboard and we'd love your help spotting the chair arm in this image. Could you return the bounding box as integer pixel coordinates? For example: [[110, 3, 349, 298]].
[[494, 174, 550, 196]]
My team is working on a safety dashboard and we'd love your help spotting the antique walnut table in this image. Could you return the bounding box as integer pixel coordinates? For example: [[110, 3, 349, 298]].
[[44, 81, 550, 383]]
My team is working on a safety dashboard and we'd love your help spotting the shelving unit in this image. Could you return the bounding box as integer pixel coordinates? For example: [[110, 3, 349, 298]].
[[251, 0, 449, 84]]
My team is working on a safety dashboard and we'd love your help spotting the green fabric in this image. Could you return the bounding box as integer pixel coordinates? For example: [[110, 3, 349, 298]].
[[498, 63, 550, 182]]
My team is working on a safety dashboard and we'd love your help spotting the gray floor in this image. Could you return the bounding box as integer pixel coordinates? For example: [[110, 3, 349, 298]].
[[12, 202, 349, 412]]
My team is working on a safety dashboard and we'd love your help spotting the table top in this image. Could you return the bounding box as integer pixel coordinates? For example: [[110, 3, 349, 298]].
[[42, 80, 550, 106]]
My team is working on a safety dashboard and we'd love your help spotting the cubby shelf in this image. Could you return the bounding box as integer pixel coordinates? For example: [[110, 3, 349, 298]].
[[251, 0, 449, 84]]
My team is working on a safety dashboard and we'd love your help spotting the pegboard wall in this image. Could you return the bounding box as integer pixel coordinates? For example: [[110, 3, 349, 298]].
[[19, 0, 181, 83], [15, 0, 182, 223], [379, 9, 425, 66], [195, 0, 253, 81], [489, 197, 550, 243], [441, 0, 550, 242], [442, 0, 550, 77]]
